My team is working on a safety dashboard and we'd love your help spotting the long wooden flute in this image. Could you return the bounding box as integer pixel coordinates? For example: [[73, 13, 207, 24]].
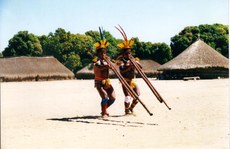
[[87, 49, 153, 116], [128, 55, 171, 110]]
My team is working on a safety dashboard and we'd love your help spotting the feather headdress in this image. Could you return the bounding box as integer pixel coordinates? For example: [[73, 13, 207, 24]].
[[115, 25, 134, 50], [94, 27, 109, 50]]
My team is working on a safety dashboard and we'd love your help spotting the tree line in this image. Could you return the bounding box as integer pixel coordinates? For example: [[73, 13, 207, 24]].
[[1, 23, 228, 73]]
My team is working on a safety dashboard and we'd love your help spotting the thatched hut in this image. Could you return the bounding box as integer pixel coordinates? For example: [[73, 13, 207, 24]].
[[0, 56, 75, 82], [76, 59, 161, 79], [136, 59, 162, 78], [75, 63, 118, 79], [158, 40, 229, 79], [75, 63, 94, 79]]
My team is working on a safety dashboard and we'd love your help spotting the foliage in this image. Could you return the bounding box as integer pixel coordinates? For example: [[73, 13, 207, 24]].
[[131, 37, 141, 57], [85, 30, 119, 59], [3, 31, 42, 57], [2, 23, 228, 75], [152, 43, 172, 64], [103, 31, 120, 59], [85, 30, 100, 43], [171, 24, 229, 58], [39, 28, 93, 73], [64, 52, 81, 71], [134, 38, 172, 64]]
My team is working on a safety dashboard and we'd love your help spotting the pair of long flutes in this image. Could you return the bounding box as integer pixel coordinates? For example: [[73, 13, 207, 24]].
[[87, 49, 153, 116], [128, 55, 171, 110], [103, 56, 153, 116]]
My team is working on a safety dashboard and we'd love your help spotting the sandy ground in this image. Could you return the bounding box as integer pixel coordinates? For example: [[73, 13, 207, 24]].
[[1, 78, 229, 149]]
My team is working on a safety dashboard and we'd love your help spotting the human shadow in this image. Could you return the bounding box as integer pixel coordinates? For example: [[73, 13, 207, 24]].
[[47, 115, 158, 127], [48, 115, 100, 122]]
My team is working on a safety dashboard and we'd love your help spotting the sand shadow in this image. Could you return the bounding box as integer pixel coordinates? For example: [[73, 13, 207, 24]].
[[47, 115, 158, 127]]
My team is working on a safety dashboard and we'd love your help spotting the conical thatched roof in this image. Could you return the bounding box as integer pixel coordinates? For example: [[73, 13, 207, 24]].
[[76, 59, 162, 79], [159, 40, 229, 70], [0, 56, 75, 82]]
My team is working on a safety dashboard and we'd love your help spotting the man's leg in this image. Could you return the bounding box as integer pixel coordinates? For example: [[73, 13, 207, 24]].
[[124, 96, 132, 114], [129, 83, 140, 113], [106, 85, 116, 108], [96, 85, 109, 117], [122, 85, 132, 114], [101, 98, 109, 117]]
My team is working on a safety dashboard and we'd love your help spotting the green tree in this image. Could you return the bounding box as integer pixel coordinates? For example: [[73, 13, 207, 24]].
[[152, 43, 172, 64], [199, 24, 229, 57], [85, 30, 119, 59], [131, 37, 142, 57], [171, 24, 229, 58], [64, 52, 81, 71], [42, 28, 73, 62], [3, 31, 42, 57], [133, 38, 172, 64], [136, 41, 153, 59], [40, 28, 81, 72], [73, 33, 94, 67], [38, 35, 49, 56], [40, 28, 94, 73], [85, 30, 100, 44], [103, 31, 119, 58]]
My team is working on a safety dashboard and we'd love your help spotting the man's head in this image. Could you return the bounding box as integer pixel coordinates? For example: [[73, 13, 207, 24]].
[[96, 48, 107, 59], [123, 48, 132, 58], [93, 27, 109, 59], [115, 25, 134, 53]]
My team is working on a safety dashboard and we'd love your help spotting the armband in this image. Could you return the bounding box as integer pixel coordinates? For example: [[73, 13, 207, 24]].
[[135, 57, 140, 62], [92, 57, 98, 63], [116, 60, 122, 66]]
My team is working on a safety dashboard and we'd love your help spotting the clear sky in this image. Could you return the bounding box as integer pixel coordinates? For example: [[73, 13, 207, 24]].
[[0, 0, 229, 52]]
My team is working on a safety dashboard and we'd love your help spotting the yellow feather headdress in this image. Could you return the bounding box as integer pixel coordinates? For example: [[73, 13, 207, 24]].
[[115, 25, 134, 50], [94, 27, 109, 50]]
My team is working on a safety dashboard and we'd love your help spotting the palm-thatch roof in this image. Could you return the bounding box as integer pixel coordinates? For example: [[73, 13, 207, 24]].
[[158, 40, 229, 79], [76, 59, 162, 79], [0, 56, 75, 82], [75, 63, 95, 79], [75, 63, 118, 79], [136, 60, 162, 78]]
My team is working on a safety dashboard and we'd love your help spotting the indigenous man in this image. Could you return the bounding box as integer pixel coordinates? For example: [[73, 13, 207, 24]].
[[115, 25, 142, 115], [93, 27, 116, 118]]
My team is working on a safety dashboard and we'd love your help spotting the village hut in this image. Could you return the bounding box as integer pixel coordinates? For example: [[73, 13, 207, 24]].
[[0, 56, 75, 82], [75, 63, 118, 79], [136, 59, 162, 78], [75, 63, 94, 79], [76, 59, 161, 79], [158, 40, 229, 79]]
